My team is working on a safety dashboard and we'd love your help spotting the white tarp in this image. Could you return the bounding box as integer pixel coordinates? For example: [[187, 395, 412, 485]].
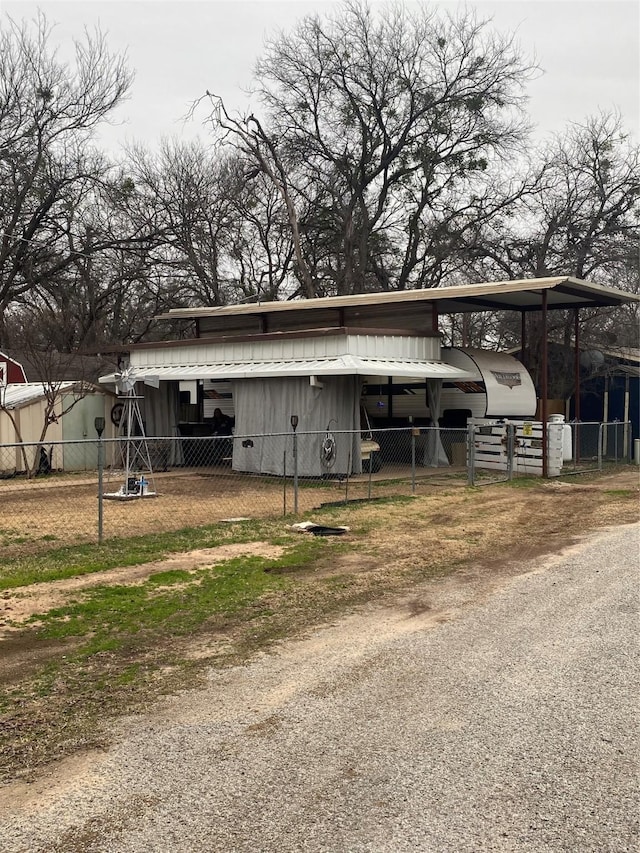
[[424, 379, 450, 467], [139, 381, 183, 466], [232, 376, 361, 477]]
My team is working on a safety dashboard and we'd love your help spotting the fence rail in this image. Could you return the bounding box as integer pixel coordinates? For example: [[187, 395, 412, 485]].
[[0, 422, 633, 552]]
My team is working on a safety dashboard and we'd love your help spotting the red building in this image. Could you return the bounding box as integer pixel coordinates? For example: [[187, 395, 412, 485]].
[[0, 352, 28, 385]]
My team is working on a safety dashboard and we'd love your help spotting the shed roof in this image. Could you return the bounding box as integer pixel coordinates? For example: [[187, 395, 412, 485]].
[[1, 382, 78, 409], [1, 382, 112, 410], [157, 277, 640, 321]]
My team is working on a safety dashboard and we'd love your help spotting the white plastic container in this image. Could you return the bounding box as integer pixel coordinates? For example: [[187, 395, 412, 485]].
[[549, 414, 573, 462]]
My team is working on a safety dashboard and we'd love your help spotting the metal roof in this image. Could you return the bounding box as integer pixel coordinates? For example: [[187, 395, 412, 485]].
[[0, 382, 77, 409], [157, 277, 640, 320], [100, 356, 473, 384]]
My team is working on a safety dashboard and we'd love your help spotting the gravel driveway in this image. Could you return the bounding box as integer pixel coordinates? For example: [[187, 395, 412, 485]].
[[3, 523, 639, 852]]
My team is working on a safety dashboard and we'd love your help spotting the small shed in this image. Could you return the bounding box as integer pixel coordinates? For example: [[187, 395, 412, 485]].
[[0, 383, 117, 474], [573, 348, 640, 443]]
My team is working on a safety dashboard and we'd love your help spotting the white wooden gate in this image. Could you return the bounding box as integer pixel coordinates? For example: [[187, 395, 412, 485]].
[[470, 419, 564, 478]]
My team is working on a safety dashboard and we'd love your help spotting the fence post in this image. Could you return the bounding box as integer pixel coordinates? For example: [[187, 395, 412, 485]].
[[344, 450, 351, 504], [283, 449, 287, 516], [290, 416, 299, 515], [467, 423, 475, 486], [623, 420, 629, 461], [94, 417, 105, 544], [506, 422, 515, 481], [598, 423, 604, 471], [410, 419, 416, 495]]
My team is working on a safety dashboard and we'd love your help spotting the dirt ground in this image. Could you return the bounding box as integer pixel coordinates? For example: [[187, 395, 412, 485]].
[[0, 467, 422, 553], [0, 467, 638, 783], [1, 467, 638, 671]]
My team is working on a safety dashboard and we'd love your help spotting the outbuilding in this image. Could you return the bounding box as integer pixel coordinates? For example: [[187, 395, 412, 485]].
[[0, 382, 117, 475], [0, 351, 28, 385], [99, 277, 640, 477]]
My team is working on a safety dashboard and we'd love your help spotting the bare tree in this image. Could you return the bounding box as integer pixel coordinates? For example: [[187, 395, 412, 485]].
[[460, 112, 640, 395], [225, 164, 296, 301], [472, 112, 640, 283], [200, 0, 536, 296], [1, 303, 107, 476], [127, 140, 233, 306], [126, 140, 299, 308], [0, 13, 134, 323], [200, 102, 316, 297]]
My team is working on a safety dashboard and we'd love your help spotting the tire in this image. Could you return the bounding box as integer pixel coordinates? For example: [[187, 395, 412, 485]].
[[110, 402, 125, 425]]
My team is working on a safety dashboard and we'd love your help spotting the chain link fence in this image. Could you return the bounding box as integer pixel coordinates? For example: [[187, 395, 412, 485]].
[[0, 422, 633, 555], [467, 420, 634, 485], [0, 428, 469, 554]]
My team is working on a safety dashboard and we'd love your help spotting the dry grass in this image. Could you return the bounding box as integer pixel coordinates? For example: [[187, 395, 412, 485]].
[[0, 466, 637, 782], [0, 466, 458, 554]]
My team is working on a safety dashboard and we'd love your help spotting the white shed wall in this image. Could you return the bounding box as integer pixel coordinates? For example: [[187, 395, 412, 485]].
[[130, 333, 442, 370]]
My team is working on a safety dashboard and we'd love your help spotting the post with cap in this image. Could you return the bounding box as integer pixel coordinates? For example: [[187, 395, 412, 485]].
[[291, 415, 299, 515], [95, 416, 105, 543]]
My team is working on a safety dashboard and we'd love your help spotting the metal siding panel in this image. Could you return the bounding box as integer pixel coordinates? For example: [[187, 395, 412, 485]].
[[125, 358, 472, 382], [133, 333, 446, 371], [267, 309, 340, 332]]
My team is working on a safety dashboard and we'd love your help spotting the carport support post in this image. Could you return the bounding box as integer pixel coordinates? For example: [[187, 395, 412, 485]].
[[541, 291, 549, 478], [574, 308, 581, 463]]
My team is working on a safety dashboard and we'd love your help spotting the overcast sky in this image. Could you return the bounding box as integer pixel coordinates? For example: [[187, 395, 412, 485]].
[[2, 0, 638, 152]]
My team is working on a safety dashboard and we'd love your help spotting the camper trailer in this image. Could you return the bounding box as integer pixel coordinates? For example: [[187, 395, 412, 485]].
[[362, 348, 537, 427]]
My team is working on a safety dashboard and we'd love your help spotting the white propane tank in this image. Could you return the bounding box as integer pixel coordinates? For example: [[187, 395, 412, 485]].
[[549, 414, 573, 462]]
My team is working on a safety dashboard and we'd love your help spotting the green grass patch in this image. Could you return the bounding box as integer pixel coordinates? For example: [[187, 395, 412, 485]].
[[317, 494, 416, 510], [0, 535, 335, 780], [0, 528, 30, 546], [145, 569, 193, 585], [0, 493, 418, 590], [0, 518, 286, 590], [28, 540, 326, 647], [0, 493, 449, 781]]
